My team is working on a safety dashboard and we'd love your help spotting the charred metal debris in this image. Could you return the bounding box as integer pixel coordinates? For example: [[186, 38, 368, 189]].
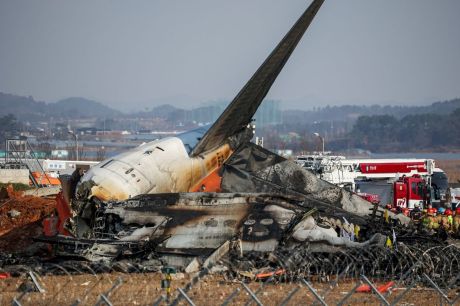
[[11, 189, 458, 285], [2, 143, 458, 283], [1, 179, 458, 286]]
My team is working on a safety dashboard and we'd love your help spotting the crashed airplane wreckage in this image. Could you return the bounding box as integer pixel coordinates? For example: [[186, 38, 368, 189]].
[[30, 0, 459, 281], [56, 143, 403, 262]]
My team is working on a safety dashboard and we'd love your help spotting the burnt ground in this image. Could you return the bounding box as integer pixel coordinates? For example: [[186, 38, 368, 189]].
[[0, 272, 458, 305]]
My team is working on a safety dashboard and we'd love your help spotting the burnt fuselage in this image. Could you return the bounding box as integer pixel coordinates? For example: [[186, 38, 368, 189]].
[[76, 136, 232, 202], [93, 193, 305, 254]]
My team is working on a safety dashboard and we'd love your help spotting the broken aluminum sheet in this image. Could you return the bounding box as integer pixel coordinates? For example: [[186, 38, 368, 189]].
[[220, 142, 410, 225], [93, 193, 305, 255], [61, 191, 385, 266]]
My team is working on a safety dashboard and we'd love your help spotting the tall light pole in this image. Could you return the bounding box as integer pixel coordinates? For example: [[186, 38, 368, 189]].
[[313, 132, 324, 154], [68, 131, 79, 161]]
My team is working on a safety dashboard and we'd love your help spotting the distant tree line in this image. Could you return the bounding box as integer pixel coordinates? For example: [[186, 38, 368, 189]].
[[0, 114, 22, 146], [282, 99, 460, 123], [349, 108, 460, 152], [2, 90, 460, 154]]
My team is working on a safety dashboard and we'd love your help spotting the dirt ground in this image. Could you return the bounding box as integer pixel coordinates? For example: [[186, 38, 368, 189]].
[[0, 272, 458, 306], [436, 160, 460, 184], [0, 186, 55, 253]]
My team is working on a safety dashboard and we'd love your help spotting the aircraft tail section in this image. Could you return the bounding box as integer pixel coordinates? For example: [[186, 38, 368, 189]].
[[190, 0, 325, 156]]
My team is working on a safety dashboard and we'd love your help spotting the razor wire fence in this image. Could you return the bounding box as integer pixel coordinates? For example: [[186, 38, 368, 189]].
[[1, 262, 460, 306]]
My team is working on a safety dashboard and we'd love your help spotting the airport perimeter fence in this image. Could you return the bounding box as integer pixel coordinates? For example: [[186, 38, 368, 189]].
[[1, 261, 460, 306]]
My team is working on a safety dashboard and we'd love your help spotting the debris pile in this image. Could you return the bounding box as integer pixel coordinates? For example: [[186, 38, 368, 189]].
[[1, 189, 454, 287], [0, 186, 55, 252]]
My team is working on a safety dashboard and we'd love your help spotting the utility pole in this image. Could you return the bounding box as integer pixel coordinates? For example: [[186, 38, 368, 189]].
[[313, 132, 324, 154], [68, 131, 79, 161]]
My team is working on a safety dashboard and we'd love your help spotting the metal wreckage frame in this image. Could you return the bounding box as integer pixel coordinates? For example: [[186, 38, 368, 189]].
[[3, 143, 458, 287], [2, 0, 460, 288]]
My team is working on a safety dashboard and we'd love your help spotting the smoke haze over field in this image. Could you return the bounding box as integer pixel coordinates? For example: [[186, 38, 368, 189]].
[[1, 0, 460, 111]]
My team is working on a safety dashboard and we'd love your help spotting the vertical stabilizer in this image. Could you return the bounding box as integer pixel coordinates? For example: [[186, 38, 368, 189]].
[[190, 0, 325, 156]]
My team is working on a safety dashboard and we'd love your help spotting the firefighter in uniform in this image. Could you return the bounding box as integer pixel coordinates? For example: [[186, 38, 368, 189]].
[[423, 208, 437, 230], [434, 207, 445, 230], [454, 208, 460, 234], [411, 203, 422, 222], [402, 208, 410, 217], [441, 209, 453, 232], [422, 208, 430, 229], [421, 215, 430, 229], [422, 208, 428, 216], [431, 208, 440, 230]]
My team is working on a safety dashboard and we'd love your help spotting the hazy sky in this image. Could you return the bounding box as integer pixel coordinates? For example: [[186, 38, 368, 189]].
[[1, 0, 459, 111]]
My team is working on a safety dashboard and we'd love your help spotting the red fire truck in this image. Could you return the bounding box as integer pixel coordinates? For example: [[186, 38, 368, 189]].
[[295, 155, 447, 209], [393, 175, 427, 209]]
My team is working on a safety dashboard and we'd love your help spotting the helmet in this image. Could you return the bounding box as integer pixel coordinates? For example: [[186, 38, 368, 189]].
[[428, 208, 437, 216], [402, 208, 410, 216], [438, 207, 445, 214], [445, 209, 453, 216], [456, 207, 460, 215]]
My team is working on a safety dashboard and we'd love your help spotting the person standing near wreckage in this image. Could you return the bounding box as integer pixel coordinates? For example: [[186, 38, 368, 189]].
[[446, 187, 453, 210], [70, 167, 84, 199], [411, 203, 422, 222], [454, 208, 460, 234]]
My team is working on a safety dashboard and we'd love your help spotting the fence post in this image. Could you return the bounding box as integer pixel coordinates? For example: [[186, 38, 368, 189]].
[[423, 273, 451, 304], [99, 295, 113, 306], [221, 288, 241, 306], [240, 282, 264, 306], [28, 271, 45, 293], [177, 288, 196, 306], [360, 275, 390, 306], [12, 271, 46, 305], [389, 280, 417, 306], [312, 263, 352, 306], [279, 286, 300, 306], [94, 277, 123, 306], [337, 282, 362, 306], [169, 267, 210, 306], [12, 298, 22, 306], [301, 279, 328, 306], [245, 286, 264, 306], [153, 295, 165, 306]]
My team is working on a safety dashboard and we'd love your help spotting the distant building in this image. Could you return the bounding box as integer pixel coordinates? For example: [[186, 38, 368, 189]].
[[276, 149, 293, 157], [51, 149, 69, 159], [254, 100, 282, 126], [185, 99, 282, 127], [76, 127, 98, 135]]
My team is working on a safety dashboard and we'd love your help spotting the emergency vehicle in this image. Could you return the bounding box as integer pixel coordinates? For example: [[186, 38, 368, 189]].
[[295, 155, 447, 209]]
